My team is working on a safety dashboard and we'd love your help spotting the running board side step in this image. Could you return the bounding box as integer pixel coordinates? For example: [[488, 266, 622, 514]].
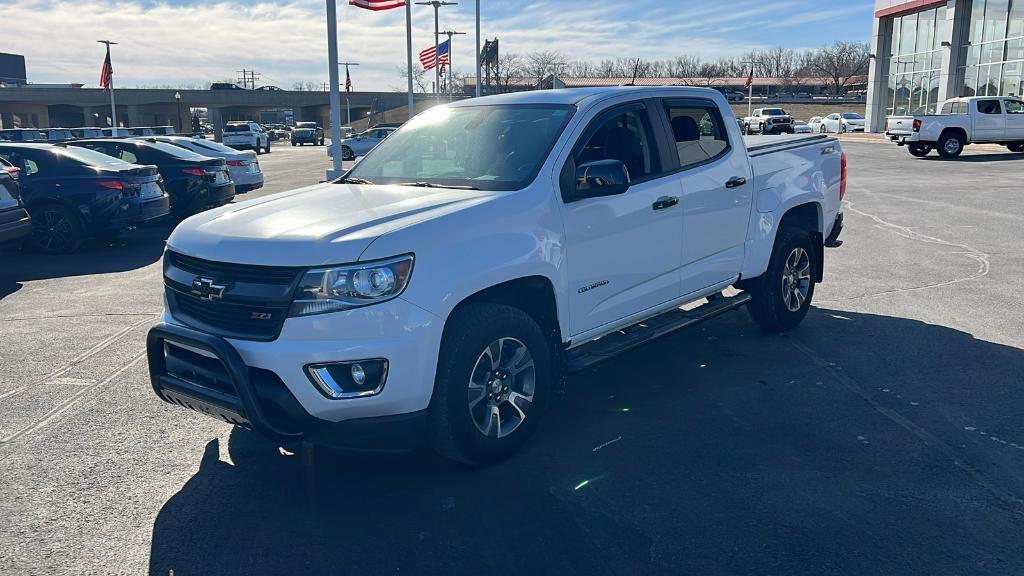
[[564, 292, 752, 373]]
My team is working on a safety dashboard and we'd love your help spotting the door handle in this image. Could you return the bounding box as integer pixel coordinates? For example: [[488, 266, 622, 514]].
[[725, 176, 747, 188], [652, 196, 679, 211]]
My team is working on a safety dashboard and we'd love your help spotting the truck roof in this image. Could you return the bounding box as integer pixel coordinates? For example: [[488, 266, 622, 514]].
[[448, 86, 724, 108]]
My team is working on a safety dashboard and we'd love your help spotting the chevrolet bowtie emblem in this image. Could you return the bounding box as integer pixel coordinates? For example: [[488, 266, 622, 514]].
[[191, 277, 227, 301]]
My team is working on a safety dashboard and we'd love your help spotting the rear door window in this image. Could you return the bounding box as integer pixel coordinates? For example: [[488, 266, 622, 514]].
[[977, 100, 1002, 114], [1005, 100, 1024, 114], [664, 102, 730, 169]]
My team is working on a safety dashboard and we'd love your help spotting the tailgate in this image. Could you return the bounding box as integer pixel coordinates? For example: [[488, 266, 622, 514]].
[[886, 116, 914, 135]]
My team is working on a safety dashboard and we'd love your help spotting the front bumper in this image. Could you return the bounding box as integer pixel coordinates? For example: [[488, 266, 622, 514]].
[[149, 297, 443, 448]]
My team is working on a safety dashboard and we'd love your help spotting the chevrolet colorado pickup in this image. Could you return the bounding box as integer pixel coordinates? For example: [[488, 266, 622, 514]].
[[147, 87, 846, 465], [886, 96, 1024, 158]]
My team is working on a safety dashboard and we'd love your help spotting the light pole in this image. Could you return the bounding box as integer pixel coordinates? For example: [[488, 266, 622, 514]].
[[474, 0, 481, 98], [174, 91, 182, 133], [325, 0, 343, 180], [339, 62, 360, 126], [440, 30, 466, 100], [741, 60, 756, 119], [415, 1, 457, 101]]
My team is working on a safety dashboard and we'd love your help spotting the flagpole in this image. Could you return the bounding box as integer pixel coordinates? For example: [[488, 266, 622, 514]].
[[97, 40, 118, 129], [405, 1, 415, 119], [475, 0, 481, 98], [326, 0, 344, 179]]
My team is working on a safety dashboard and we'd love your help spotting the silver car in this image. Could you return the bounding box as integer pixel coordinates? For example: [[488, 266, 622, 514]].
[[328, 127, 397, 160], [148, 136, 264, 193]]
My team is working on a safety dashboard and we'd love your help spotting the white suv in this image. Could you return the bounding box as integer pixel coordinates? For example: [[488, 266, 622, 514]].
[[222, 122, 270, 154]]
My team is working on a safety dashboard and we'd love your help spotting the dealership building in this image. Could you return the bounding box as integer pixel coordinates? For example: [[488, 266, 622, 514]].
[[866, 0, 1024, 131]]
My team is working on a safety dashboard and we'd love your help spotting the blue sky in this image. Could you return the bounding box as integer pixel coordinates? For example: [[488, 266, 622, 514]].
[[7, 0, 875, 90]]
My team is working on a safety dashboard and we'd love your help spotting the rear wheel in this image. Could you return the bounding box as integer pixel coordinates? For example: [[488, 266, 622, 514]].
[[29, 204, 84, 254], [746, 227, 816, 331], [264, 139, 271, 154], [341, 146, 354, 161], [937, 131, 965, 158], [429, 303, 551, 466], [292, 140, 297, 147], [820, 124, 827, 134], [908, 143, 932, 157], [1007, 142, 1024, 153]]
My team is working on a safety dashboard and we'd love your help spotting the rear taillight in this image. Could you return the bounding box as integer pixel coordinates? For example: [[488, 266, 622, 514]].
[[225, 160, 248, 167], [182, 167, 205, 177], [839, 152, 847, 201], [97, 180, 124, 191], [1, 166, 19, 180], [912, 119, 921, 132]]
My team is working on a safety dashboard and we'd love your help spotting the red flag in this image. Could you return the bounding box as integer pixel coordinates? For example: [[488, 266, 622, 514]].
[[99, 46, 113, 92], [744, 68, 753, 90], [349, 0, 406, 10]]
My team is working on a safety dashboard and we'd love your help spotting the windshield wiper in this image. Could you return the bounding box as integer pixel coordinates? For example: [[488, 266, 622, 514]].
[[397, 181, 480, 190], [334, 176, 375, 185]]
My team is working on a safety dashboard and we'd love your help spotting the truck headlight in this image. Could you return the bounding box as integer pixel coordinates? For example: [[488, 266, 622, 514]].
[[289, 255, 414, 317]]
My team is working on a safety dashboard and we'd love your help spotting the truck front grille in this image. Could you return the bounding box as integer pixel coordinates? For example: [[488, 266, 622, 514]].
[[164, 251, 303, 341]]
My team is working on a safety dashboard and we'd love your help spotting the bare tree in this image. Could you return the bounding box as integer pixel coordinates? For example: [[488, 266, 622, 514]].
[[393, 66, 431, 93], [806, 41, 870, 96], [524, 50, 568, 84], [495, 53, 526, 92]]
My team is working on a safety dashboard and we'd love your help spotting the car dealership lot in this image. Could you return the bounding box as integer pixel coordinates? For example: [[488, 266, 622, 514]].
[[1, 141, 1022, 575]]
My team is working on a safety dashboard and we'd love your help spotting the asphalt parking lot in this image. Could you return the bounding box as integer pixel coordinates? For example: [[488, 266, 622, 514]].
[[1, 139, 1023, 575]]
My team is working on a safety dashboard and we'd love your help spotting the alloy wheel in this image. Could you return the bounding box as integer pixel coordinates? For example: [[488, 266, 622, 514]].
[[467, 337, 536, 438], [33, 209, 74, 252], [781, 247, 811, 312]]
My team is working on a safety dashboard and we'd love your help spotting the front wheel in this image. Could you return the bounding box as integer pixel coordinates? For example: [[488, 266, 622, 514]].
[[937, 132, 965, 158], [819, 124, 827, 134], [341, 146, 354, 161], [908, 143, 932, 157], [745, 227, 816, 331], [429, 303, 552, 466]]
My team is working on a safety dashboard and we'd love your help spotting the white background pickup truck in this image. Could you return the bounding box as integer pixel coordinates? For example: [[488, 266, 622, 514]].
[[886, 96, 1024, 158], [741, 107, 795, 135], [147, 87, 845, 465]]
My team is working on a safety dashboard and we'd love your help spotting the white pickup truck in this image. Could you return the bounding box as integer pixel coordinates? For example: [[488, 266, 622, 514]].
[[741, 107, 795, 135], [886, 96, 1024, 158], [146, 87, 846, 465]]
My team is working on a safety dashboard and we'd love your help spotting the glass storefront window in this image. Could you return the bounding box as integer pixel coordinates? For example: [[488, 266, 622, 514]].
[[885, 6, 947, 115], [901, 13, 919, 54], [1002, 61, 1022, 96], [960, 0, 1024, 97]]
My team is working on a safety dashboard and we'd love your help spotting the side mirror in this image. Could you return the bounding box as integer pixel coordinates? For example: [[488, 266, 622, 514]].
[[575, 159, 630, 198]]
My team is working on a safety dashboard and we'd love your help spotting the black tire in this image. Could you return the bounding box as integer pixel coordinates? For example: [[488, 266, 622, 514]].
[[937, 131, 965, 158], [908, 143, 931, 157], [265, 140, 271, 154], [1007, 142, 1024, 153], [741, 123, 748, 135], [292, 141, 297, 147], [429, 303, 552, 466], [758, 123, 764, 134], [745, 227, 816, 332], [28, 204, 84, 254], [820, 124, 827, 134], [341, 146, 354, 161]]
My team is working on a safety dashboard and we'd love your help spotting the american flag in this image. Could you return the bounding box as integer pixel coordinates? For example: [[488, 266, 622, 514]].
[[419, 40, 450, 71], [349, 0, 406, 10], [345, 67, 352, 94], [99, 46, 113, 92], [744, 67, 753, 89]]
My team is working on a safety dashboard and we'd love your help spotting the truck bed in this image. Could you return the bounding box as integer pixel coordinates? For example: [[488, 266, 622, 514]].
[[742, 134, 833, 156]]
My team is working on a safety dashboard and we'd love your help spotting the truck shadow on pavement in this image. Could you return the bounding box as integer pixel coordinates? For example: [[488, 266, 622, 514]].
[[148, 307, 1024, 576], [920, 152, 1024, 162], [0, 224, 170, 300]]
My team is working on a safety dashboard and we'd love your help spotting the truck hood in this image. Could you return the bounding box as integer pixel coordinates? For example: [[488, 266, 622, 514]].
[[166, 182, 493, 266]]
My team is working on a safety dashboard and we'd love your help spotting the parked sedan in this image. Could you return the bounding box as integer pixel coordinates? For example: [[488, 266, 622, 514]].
[[0, 162, 31, 246], [327, 127, 397, 160], [822, 112, 866, 133], [146, 136, 264, 193], [68, 139, 234, 218], [808, 116, 826, 133], [0, 143, 170, 253], [793, 121, 813, 134]]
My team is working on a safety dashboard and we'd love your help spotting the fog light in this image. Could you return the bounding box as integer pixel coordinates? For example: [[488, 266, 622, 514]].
[[351, 363, 366, 386], [306, 359, 387, 399]]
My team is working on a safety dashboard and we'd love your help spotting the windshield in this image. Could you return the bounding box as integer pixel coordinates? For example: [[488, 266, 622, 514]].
[[347, 104, 574, 191], [144, 141, 208, 160], [54, 146, 137, 168], [763, 109, 787, 116], [841, 113, 864, 119], [186, 139, 242, 155]]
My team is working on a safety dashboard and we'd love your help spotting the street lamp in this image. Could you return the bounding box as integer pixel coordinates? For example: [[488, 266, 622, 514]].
[[415, 1, 457, 101], [174, 91, 182, 133], [440, 30, 466, 100]]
